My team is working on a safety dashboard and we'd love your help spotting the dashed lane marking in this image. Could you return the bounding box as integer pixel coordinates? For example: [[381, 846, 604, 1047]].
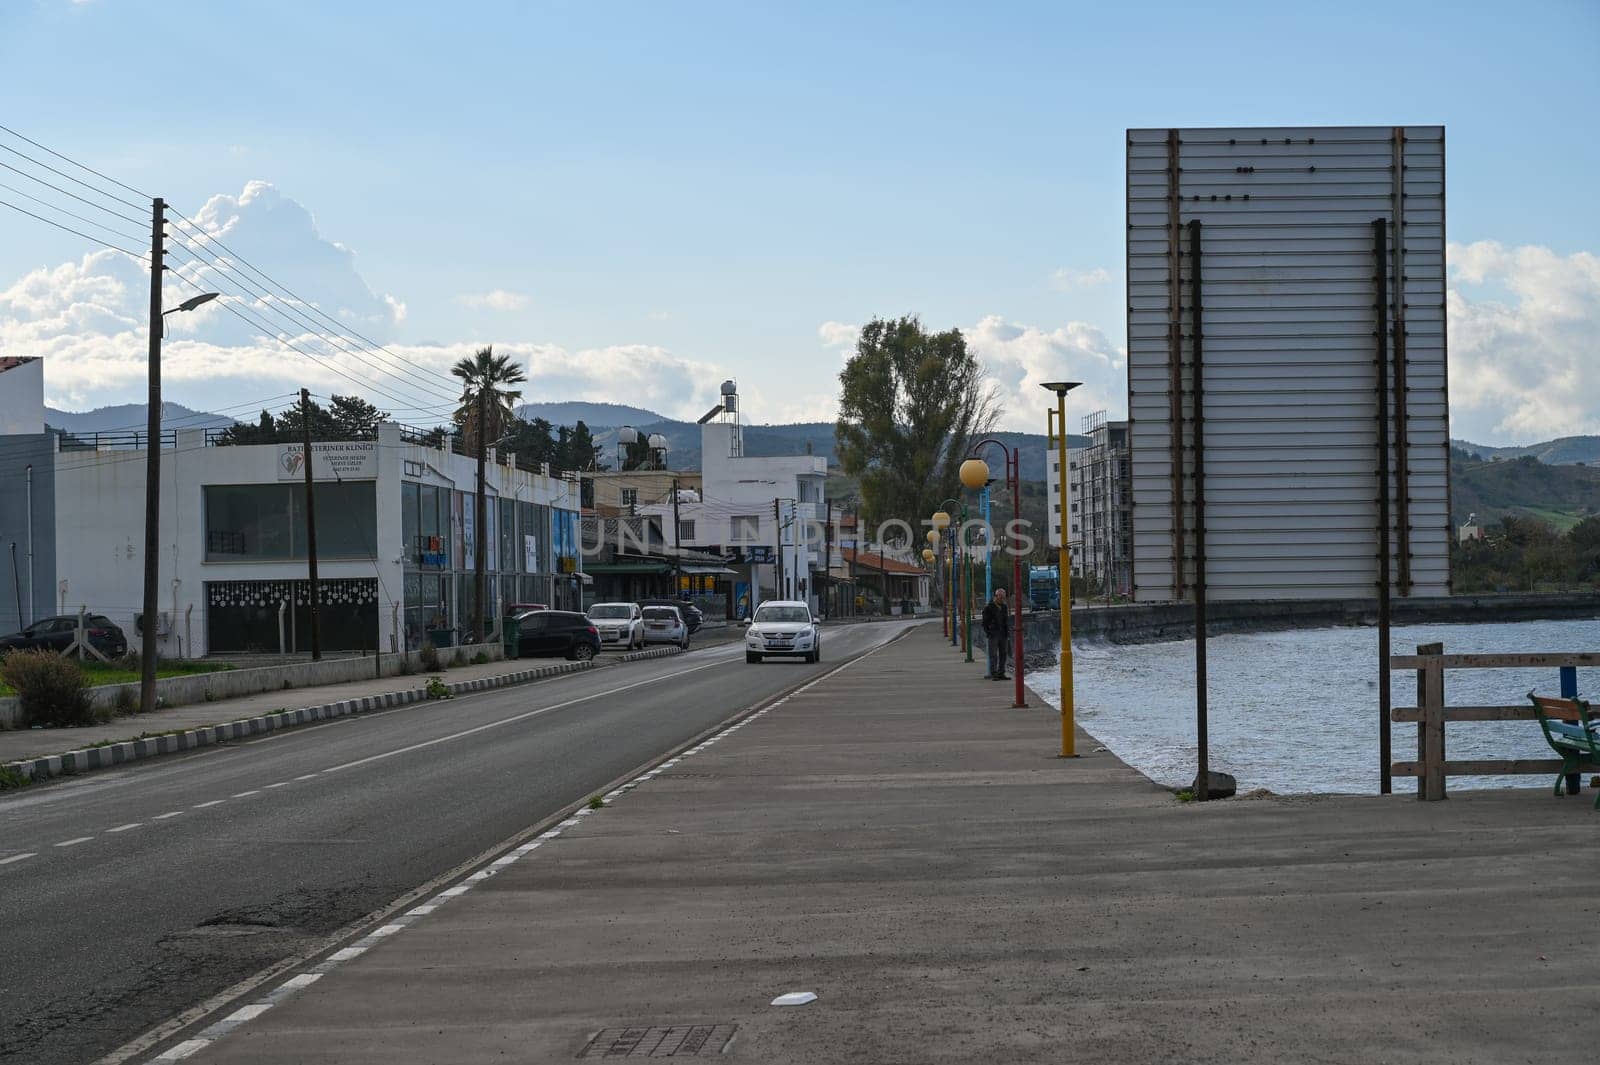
[[55, 836, 93, 847], [192, 800, 225, 809], [107, 823, 143, 833], [153, 811, 184, 820], [231, 790, 260, 798], [0, 852, 37, 865]]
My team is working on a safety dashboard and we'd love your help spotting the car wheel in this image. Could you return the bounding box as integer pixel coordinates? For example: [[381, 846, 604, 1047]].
[[806, 650, 817, 664], [681, 637, 690, 650], [746, 652, 761, 664], [571, 643, 596, 662]]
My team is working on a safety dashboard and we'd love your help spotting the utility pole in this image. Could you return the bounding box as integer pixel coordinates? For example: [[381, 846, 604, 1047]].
[[822, 502, 834, 619], [772, 498, 783, 599], [300, 388, 322, 660], [139, 198, 165, 715], [474, 389, 487, 642], [671, 477, 683, 596], [846, 505, 858, 615]]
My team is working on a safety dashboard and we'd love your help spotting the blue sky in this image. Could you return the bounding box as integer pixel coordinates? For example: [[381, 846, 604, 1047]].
[[2, 0, 1597, 442]]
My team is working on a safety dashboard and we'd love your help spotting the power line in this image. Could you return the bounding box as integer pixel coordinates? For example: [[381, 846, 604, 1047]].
[[0, 122, 152, 201], [0, 139, 145, 210], [0, 179, 148, 246], [0, 196, 148, 261], [0, 158, 147, 226]]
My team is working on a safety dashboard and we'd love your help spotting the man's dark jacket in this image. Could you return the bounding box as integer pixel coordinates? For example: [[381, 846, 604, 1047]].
[[981, 600, 1011, 637]]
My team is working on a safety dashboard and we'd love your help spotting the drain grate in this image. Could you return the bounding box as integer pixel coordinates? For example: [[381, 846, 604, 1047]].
[[579, 1025, 737, 1058]]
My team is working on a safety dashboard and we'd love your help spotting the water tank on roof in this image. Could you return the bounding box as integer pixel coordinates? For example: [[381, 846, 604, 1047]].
[[617, 425, 639, 444], [647, 433, 668, 450]]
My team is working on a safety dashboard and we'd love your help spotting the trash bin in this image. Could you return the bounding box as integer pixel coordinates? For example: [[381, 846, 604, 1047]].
[[502, 615, 521, 659], [427, 627, 457, 649]]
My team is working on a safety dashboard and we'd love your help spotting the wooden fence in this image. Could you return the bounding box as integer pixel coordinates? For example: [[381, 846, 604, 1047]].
[[1390, 646, 1599, 800]]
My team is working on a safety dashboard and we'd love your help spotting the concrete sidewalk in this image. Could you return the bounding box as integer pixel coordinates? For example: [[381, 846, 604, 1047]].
[[173, 625, 1596, 1064]]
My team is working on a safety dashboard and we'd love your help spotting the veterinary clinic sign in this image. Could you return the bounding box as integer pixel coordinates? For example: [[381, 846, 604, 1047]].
[[277, 441, 378, 481]]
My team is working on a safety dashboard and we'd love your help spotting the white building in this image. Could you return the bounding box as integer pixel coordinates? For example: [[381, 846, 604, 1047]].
[[48, 420, 581, 657], [640, 382, 827, 616]]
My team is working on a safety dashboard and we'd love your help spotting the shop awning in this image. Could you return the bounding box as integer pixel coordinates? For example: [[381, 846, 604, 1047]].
[[681, 564, 738, 575], [583, 561, 671, 575]]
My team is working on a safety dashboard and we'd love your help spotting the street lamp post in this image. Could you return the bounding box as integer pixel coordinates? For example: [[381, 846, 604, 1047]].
[[961, 441, 1026, 708], [931, 501, 963, 649], [926, 528, 944, 636], [1041, 382, 1082, 756]]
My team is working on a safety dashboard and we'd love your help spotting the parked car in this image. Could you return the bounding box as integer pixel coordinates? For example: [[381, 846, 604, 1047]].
[[640, 605, 690, 649], [514, 610, 600, 661], [0, 614, 127, 658], [587, 602, 645, 649], [509, 602, 549, 614], [744, 601, 821, 663], [638, 598, 704, 633]]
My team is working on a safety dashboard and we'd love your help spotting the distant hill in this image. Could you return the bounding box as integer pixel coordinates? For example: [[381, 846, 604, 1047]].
[[515, 401, 666, 428], [1453, 436, 1600, 466], [45, 403, 235, 434], [1452, 451, 1600, 532]]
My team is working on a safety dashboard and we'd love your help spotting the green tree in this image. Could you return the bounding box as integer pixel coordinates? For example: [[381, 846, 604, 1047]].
[[562, 420, 604, 472], [834, 316, 999, 528], [451, 345, 529, 638], [328, 394, 387, 439]]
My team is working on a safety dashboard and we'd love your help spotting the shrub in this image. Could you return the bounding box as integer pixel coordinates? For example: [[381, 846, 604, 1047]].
[[452, 649, 468, 668], [2, 650, 94, 727], [425, 676, 451, 700], [470, 651, 489, 665], [419, 642, 442, 672]]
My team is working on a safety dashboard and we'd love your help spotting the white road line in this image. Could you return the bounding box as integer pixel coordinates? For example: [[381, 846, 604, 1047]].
[[231, 790, 260, 798], [193, 800, 225, 809], [264, 782, 289, 788], [279, 973, 322, 991], [55, 836, 93, 847], [153, 810, 184, 820], [155, 1038, 210, 1061], [327, 947, 366, 962], [294, 773, 317, 781], [0, 852, 37, 865], [106, 823, 143, 833], [318, 658, 730, 775], [222, 1003, 272, 1023]]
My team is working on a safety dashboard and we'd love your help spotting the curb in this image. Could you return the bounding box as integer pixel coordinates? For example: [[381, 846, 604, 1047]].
[[616, 645, 686, 664], [4, 659, 607, 786]]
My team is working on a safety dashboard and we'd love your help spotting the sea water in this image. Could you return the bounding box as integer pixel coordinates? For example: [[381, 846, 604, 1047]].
[[1025, 617, 1599, 794]]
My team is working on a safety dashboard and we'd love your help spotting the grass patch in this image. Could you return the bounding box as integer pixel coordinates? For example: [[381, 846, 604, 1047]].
[[0, 658, 231, 698], [1173, 789, 1196, 803], [0, 766, 32, 790], [587, 795, 606, 810]]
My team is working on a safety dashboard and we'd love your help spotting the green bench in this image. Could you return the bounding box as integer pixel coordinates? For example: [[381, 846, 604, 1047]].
[[1530, 692, 1600, 808]]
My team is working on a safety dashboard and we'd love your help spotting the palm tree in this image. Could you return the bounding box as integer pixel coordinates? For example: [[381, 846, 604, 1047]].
[[451, 345, 528, 640]]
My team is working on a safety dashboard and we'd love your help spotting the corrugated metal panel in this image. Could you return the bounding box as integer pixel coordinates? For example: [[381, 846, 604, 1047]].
[[1127, 125, 1450, 602]]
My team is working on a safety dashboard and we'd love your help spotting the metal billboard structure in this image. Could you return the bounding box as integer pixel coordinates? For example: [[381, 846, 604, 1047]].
[[1124, 126, 1451, 796]]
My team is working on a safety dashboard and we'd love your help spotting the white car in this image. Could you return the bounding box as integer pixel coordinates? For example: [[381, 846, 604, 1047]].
[[744, 601, 821, 663], [641, 605, 690, 649], [587, 602, 645, 649]]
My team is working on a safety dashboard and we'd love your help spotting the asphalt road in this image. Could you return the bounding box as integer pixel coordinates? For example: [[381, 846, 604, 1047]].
[[0, 620, 919, 1065]]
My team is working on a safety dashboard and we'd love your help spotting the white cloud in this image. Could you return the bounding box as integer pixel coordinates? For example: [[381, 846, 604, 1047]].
[[1050, 267, 1111, 290], [457, 289, 529, 311], [963, 316, 1125, 432], [817, 320, 859, 355], [1447, 240, 1600, 442]]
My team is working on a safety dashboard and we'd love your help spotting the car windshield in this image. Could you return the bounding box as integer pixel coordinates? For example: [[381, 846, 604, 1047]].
[[589, 605, 632, 619], [643, 608, 678, 620], [754, 606, 810, 624]]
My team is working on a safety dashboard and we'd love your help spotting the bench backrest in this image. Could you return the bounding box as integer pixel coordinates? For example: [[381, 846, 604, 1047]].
[[1529, 693, 1597, 756], [1530, 694, 1590, 725]]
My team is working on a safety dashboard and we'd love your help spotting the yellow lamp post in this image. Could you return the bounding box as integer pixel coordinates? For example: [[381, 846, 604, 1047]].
[[932, 502, 963, 648], [1041, 381, 1081, 757]]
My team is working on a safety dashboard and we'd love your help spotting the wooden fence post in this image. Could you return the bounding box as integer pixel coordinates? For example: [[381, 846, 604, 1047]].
[[1420, 643, 1447, 801], [1415, 642, 1442, 799]]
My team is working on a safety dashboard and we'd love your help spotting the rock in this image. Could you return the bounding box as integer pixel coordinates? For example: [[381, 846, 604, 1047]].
[[1191, 770, 1237, 800]]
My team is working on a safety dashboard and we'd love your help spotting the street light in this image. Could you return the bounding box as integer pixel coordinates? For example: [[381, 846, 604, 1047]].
[[933, 497, 966, 653], [962, 439, 1026, 708], [1041, 381, 1081, 757]]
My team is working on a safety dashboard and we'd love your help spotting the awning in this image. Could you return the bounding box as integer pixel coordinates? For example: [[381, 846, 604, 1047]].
[[582, 561, 671, 576], [681, 564, 738, 575]]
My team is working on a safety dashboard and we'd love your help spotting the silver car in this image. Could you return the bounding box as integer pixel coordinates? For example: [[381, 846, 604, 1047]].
[[587, 602, 644, 649], [744, 601, 821, 663], [641, 605, 690, 650]]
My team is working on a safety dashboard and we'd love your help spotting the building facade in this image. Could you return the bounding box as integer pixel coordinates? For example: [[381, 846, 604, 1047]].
[[1071, 413, 1132, 597], [45, 420, 580, 657], [0, 357, 56, 638]]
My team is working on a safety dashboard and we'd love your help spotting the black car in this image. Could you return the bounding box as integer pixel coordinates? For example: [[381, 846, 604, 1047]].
[[638, 599, 704, 633], [0, 614, 128, 658], [515, 610, 601, 661]]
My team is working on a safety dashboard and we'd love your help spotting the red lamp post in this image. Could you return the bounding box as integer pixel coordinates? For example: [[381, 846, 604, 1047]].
[[960, 440, 1025, 708]]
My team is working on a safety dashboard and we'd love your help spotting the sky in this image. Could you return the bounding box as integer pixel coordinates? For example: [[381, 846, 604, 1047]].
[[1, 0, 1597, 443]]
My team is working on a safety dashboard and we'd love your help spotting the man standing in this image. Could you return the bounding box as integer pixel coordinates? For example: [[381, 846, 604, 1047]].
[[981, 587, 1011, 681]]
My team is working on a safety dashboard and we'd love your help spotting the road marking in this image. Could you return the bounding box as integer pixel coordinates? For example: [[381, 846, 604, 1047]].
[[155, 1038, 209, 1061], [231, 790, 260, 798], [55, 836, 93, 847], [107, 823, 143, 833], [294, 773, 317, 781], [264, 781, 289, 788], [0, 852, 37, 865], [153, 811, 184, 820], [328, 946, 366, 962], [223, 1004, 271, 1023], [193, 799, 225, 809], [318, 658, 731, 775], [279, 973, 322, 992]]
